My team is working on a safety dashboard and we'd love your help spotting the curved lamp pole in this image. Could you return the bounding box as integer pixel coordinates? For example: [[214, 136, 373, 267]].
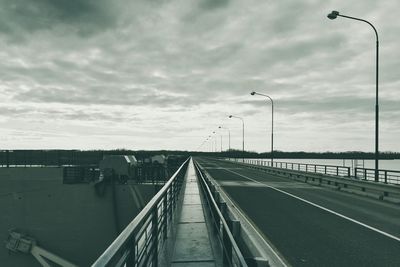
[[327, 10, 379, 182], [219, 126, 231, 152], [229, 115, 244, 162], [251, 91, 274, 165]]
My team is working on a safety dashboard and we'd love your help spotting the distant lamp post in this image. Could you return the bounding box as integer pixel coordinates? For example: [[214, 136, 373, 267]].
[[212, 131, 217, 152], [251, 91, 274, 165], [327, 10, 380, 182], [219, 126, 231, 152], [229, 115, 245, 161]]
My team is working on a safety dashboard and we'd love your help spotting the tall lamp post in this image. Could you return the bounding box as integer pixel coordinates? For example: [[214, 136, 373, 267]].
[[251, 91, 274, 165], [229, 115, 245, 162], [212, 131, 217, 152], [219, 126, 231, 151], [327, 10, 379, 182]]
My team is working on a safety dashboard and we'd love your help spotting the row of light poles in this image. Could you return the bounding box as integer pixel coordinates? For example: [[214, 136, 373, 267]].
[[198, 91, 275, 162], [199, 11, 380, 181]]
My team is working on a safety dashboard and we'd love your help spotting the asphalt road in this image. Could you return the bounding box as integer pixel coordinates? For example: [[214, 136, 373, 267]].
[[195, 157, 400, 267]]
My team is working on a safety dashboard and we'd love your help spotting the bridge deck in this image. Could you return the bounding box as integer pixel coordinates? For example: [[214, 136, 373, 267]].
[[170, 159, 216, 266], [197, 157, 400, 266]]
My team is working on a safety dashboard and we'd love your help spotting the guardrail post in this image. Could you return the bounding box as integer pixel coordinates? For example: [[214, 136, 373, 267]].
[[364, 169, 367, 180], [347, 167, 350, 178], [126, 239, 136, 267], [152, 207, 158, 267], [384, 171, 387, 184], [222, 227, 232, 267], [336, 167, 339, 176], [163, 193, 168, 240], [306, 164, 308, 172]]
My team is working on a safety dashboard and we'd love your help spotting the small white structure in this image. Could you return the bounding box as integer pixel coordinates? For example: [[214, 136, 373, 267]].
[[151, 155, 166, 165], [99, 155, 137, 179]]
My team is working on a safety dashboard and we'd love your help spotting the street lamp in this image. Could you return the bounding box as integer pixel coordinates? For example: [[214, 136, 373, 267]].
[[219, 126, 231, 151], [229, 115, 245, 162], [251, 91, 274, 165], [327, 10, 380, 182], [212, 131, 217, 152]]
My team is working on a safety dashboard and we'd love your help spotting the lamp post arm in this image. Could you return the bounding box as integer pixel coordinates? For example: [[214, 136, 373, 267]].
[[337, 14, 379, 42]]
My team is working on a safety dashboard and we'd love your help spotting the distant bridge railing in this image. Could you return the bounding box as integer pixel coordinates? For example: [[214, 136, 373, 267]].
[[242, 159, 351, 178], [91, 157, 190, 267], [355, 168, 400, 184]]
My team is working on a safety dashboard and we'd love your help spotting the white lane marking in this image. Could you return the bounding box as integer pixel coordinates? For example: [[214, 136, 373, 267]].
[[222, 167, 400, 242]]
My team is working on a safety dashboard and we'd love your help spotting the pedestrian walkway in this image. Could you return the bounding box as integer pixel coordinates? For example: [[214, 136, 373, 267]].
[[170, 159, 216, 267]]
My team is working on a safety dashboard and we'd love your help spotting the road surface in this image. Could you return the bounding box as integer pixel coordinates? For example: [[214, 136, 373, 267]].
[[195, 157, 400, 267]]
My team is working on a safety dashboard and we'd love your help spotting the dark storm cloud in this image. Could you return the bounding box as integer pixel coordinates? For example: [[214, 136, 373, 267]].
[[0, 0, 118, 39], [199, 0, 230, 10]]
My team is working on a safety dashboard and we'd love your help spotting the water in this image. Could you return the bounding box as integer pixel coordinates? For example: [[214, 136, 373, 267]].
[[266, 158, 400, 172]]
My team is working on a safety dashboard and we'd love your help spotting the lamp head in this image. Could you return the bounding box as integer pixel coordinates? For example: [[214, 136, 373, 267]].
[[250, 91, 256, 96], [218, 126, 222, 129], [229, 115, 232, 118], [327, 10, 339, 20]]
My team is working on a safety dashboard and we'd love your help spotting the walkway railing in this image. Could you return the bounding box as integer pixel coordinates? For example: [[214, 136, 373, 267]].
[[194, 161, 248, 267], [242, 159, 351, 178], [355, 168, 400, 184], [91, 158, 190, 267]]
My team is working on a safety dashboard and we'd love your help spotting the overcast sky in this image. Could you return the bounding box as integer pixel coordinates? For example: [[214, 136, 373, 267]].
[[0, 0, 399, 153]]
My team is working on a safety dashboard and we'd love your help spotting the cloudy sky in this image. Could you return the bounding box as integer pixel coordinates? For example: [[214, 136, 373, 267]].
[[0, 0, 399, 153]]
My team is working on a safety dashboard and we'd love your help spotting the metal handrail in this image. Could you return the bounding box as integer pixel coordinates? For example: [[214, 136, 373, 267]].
[[355, 167, 400, 184], [92, 157, 190, 267], [241, 159, 351, 178], [194, 161, 248, 267]]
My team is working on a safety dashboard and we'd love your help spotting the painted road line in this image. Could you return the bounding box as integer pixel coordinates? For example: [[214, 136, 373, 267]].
[[222, 166, 400, 242]]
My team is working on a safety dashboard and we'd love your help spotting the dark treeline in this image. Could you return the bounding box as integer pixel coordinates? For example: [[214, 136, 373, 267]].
[[0, 149, 399, 167]]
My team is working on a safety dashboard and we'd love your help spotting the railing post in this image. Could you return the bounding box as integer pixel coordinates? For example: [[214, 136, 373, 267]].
[[364, 169, 367, 180], [384, 171, 387, 184], [163, 193, 168, 240], [336, 167, 339, 176], [152, 207, 158, 267], [222, 227, 232, 267], [347, 167, 350, 178], [306, 164, 308, 172], [126, 238, 136, 267]]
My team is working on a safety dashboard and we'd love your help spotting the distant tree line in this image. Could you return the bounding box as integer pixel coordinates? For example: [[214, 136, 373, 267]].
[[0, 149, 399, 167]]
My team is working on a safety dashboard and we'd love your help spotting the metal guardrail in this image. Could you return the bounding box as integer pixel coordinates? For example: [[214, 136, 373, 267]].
[[243, 159, 351, 178], [91, 157, 190, 267], [194, 161, 248, 267], [355, 168, 400, 184]]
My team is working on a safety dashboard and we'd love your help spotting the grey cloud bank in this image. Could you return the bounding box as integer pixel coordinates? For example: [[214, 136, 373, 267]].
[[0, 0, 399, 152]]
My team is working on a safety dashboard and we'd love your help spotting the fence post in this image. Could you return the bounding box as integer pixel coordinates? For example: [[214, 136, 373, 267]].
[[126, 238, 136, 267], [152, 207, 158, 267], [222, 227, 232, 267], [163, 193, 168, 240]]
